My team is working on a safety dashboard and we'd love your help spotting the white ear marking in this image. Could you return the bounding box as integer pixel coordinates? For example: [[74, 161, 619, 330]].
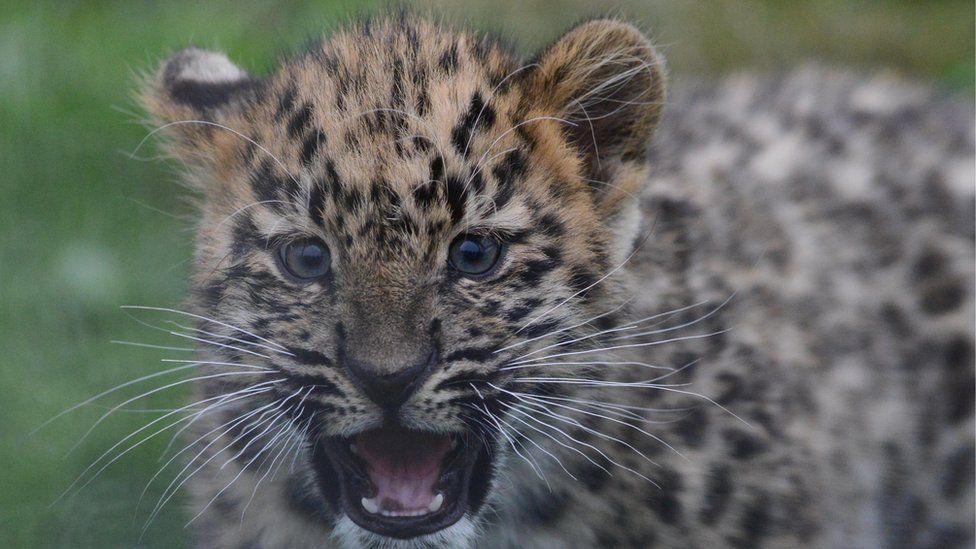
[[164, 48, 248, 85]]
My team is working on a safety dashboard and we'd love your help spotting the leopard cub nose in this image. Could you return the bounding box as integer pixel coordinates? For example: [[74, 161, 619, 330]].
[[343, 347, 437, 412]]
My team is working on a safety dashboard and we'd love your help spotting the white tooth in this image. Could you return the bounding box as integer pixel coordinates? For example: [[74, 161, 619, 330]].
[[361, 497, 379, 514], [349, 443, 359, 455], [428, 492, 444, 513]]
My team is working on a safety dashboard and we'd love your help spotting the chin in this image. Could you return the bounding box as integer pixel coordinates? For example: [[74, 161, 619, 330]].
[[310, 424, 495, 545], [332, 515, 480, 549]]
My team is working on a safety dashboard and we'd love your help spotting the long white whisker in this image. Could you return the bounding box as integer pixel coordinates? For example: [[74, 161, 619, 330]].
[[516, 242, 642, 335], [68, 371, 277, 455], [156, 402, 291, 527], [109, 340, 193, 352], [159, 358, 271, 370], [162, 320, 293, 357], [34, 361, 238, 435], [641, 359, 700, 384], [240, 387, 315, 524], [120, 306, 290, 353], [573, 97, 601, 171], [161, 331, 272, 360], [135, 385, 279, 518], [499, 385, 684, 462], [516, 396, 663, 467], [494, 298, 633, 355], [512, 377, 690, 388], [129, 120, 301, 189], [502, 402, 659, 487], [211, 417, 294, 525], [512, 378, 752, 428], [573, 54, 657, 108], [506, 392, 694, 416], [143, 390, 291, 528], [262, 393, 313, 487], [608, 294, 736, 342], [276, 394, 315, 476], [472, 403, 547, 485], [465, 395, 538, 473], [493, 383, 672, 464], [516, 393, 650, 422], [491, 409, 576, 482], [186, 392, 306, 527], [510, 329, 731, 365], [508, 324, 639, 362], [219, 388, 306, 470], [154, 375, 274, 458], [499, 402, 611, 477], [240, 412, 303, 524], [288, 416, 316, 474], [503, 298, 710, 363], [500, 360, 672, 372], [56, 379, 284, 506]]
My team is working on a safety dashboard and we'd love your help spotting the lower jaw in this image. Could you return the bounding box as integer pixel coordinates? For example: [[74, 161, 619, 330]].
[[310, 433, 494, 540]]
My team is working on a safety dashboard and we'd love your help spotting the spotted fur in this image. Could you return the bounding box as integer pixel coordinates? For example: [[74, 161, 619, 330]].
[[140, 15, 974, 549]]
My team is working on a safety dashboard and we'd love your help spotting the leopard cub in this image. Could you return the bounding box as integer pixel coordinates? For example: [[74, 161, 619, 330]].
[[141, 13, 974, 548]]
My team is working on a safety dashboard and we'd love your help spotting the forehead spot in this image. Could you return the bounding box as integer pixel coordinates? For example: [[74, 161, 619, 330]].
[[299, 129, 327, 167], [452, 92, 495, 158], [287, 102, 314, 138], [438, 41, 459, 74]]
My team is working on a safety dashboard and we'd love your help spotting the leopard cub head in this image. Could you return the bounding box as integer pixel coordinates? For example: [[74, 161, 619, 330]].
[[143, 15, 665, 545]]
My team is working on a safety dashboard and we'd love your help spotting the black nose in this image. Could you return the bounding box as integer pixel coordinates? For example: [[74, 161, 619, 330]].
[[344, 347, 437, 411]]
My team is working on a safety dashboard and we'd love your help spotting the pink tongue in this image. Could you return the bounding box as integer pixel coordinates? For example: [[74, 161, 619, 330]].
[[355, 428, 451, 512]]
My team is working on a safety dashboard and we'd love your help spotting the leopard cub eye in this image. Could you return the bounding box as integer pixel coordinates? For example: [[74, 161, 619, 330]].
[[448, 234, 504, 277], [277, 237, 331, 281]]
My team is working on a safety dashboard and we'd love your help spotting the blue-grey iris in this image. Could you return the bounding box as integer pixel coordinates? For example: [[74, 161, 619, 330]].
[[279, 238, 331, 280], [448, 234, 503, 276]]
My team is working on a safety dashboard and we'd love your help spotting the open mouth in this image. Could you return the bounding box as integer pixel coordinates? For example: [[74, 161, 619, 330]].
[[313, 425, 490, 538]]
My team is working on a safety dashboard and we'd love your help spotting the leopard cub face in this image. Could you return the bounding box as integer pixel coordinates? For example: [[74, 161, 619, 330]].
[[143, 15, 664, 545]]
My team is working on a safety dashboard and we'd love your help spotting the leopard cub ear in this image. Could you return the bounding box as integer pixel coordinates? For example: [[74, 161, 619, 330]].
[[524, 20, 665, 192], [523, 20, 666, 259], [140, 48, 259, 167]]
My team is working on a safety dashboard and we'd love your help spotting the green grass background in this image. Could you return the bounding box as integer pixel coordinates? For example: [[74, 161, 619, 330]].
[[0, 1, 971, 547]]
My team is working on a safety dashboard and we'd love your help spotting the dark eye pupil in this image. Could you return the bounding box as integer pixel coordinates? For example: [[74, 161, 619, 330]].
[[458, 239, 484, 260], [449, 235, 502, 276], [280, 238, 331, 280], [298, 245, 323, 268]]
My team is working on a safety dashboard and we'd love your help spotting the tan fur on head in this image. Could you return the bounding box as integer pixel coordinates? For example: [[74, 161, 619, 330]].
[[137, 23, 671, 546]]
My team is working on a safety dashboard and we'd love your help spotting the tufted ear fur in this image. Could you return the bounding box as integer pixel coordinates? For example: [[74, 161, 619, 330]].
[[140, 48, 260, 172], [524, 20, 666, 251]]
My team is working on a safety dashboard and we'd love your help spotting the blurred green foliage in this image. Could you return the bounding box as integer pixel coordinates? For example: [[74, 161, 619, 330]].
[[441, 0, 975, 89], [0, 1, 971, 547]]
